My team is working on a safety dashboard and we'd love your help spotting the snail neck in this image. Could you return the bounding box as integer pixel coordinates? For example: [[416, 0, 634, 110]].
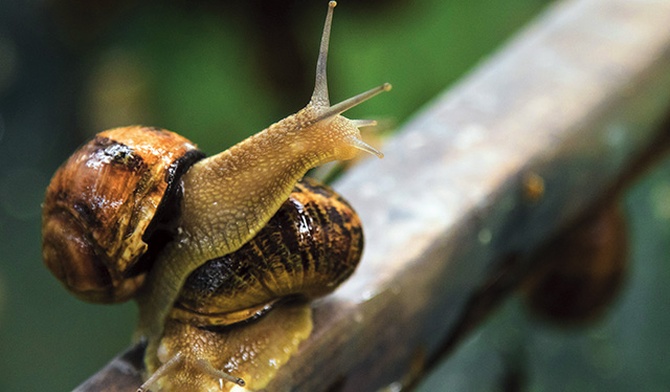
[[181, 106, 353, 256]]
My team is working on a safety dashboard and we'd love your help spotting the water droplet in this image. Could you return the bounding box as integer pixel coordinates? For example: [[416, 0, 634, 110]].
[[477, 228, 492, 245]]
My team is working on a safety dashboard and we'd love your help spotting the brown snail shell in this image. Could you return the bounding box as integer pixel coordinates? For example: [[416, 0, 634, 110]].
[[171, 177, 364, 327], [523, 202, 628, 324], [41, 126, 204, 303]]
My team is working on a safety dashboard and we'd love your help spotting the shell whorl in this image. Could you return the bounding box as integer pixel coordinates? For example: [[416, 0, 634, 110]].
[[41, 126, 203, 303]]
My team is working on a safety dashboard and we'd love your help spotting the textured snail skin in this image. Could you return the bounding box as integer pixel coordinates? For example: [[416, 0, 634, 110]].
[[135, 1, 390, 377], [157, 302, 314, 392]]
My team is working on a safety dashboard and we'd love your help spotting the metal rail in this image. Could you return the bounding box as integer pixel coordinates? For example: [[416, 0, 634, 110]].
[[75, 0, 670, 390]]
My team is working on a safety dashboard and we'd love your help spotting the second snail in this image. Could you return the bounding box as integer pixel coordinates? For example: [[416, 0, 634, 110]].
[[41, 2, 390, 391]]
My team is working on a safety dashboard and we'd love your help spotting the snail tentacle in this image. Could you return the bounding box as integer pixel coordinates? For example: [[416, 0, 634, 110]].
[[311, 1, 337, 106], [137, 352, 184, 392]]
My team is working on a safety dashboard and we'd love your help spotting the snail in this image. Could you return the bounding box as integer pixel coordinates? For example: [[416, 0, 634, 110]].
[[41, 2, 390, 390], [522, 202, 628, 325]]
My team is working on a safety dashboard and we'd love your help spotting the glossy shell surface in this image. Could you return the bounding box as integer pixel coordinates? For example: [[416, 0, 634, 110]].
[[42, 126, 203, 303]]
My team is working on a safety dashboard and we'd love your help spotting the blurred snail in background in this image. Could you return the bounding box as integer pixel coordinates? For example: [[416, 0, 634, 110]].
[[522, 201, 628, 325], [41, 2, 391, 390]]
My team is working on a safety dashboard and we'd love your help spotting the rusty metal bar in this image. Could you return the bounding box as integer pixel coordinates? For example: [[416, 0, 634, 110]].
[[76, 0, 670, 390]]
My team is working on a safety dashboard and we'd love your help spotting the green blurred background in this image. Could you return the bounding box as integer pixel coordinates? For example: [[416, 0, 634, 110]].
[[1, 0, 669, 391]]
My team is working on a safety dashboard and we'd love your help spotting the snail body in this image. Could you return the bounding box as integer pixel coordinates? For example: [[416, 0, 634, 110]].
[[134, 0, 389, 349], [41, 1, 389, 390], [151, 178, 362, 391], [172, 178, 364, 328]]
